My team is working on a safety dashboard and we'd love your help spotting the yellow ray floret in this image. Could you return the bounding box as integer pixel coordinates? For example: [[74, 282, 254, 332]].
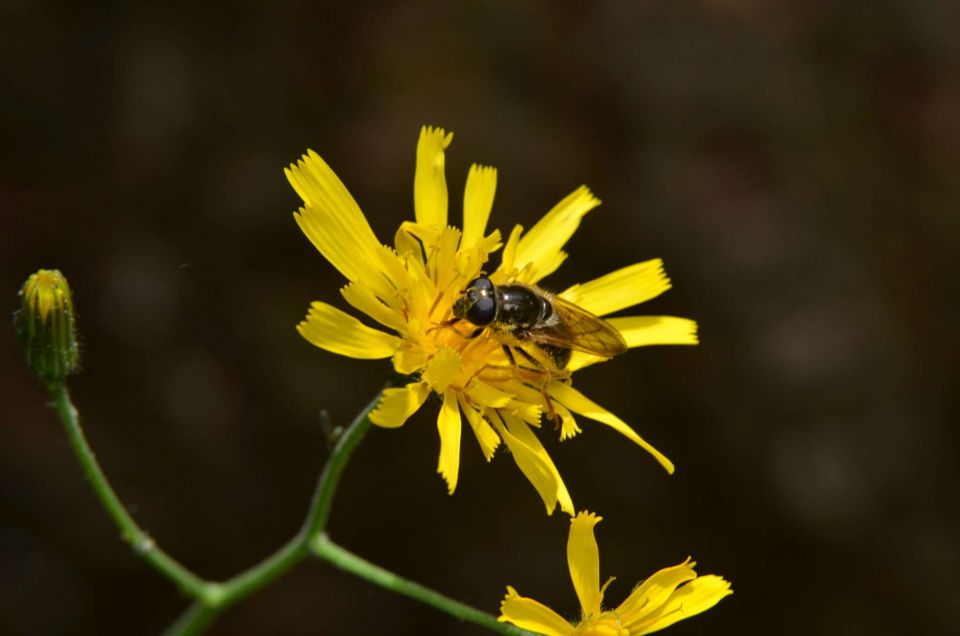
[[499, 588, 571, 636], [436, 390, 462, 494], [567, 316, 698, 372], [458, 396, 501, 461], [289, 152, 402, 298], [610, 316, 699, 348], [547, 382, 674, 474], [462, 164, 497, 248], [560, 259, 670, 317], [497, 412, 574, 515], [289, 125, 699, 514], [568, 512, 604, 619], [414, 126, 454, 227], [369, 382, 430, 428], [498, 185, 600, 284], [297, 302, 400, 359]]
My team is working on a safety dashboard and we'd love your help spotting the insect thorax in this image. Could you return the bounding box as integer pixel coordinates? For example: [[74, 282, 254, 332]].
[[496, 285, 554, 328], [493, 285, 571, 370]]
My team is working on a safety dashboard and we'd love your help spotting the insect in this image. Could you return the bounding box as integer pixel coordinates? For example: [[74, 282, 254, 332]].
[[451, 275, 627, 376]]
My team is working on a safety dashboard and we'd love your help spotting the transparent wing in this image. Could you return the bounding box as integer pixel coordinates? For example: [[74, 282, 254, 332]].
[[526, 295, 627, 357]]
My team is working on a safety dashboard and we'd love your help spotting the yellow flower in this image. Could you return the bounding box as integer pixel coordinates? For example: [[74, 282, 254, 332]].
[[499, 512, 732, 635], [287, 126, 698, 514]]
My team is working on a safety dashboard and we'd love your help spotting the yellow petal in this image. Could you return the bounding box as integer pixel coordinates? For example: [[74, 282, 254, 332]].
[[565, 352, 599, 372], [629, 574, 732, 634], [288, 152, 399, 296], [566, 316, 699, 371], [492, 412, 574, 515], [465, 381, 514, 409], [405, 264, 439, 322], [615, 559, 696, 623], [373, 244, 414, 291], [369, 382, 430, 428], [287, 150, 369, 219], [392, 346, 429, 375], [506, 414, 575, 515], [436, 389, 462, 494], [294, 206, 387, 297], [456, 228, 502, 283], [399, 224, 464, 316], [394, 223, 425, 265], [524, 250, 567, 285], [494, 420, 560, 514], [609, 316, 699, 348], [548, 382, 674, 474], [477, 228, 504, 258], [396, 220, 443, 251], [341, 282, 408, 334], [431, 225, 463, 293], [297, 302, 401, 359], [555, 402, 582, 441], [560, 259, 670, 317], [422, 346, 461, 393], [498, 586, 572, 636], [414, 126, 453, 227], [568, 512, 604, 620], [462, 164, 497, 248], [494, 224, 524, 281], [511, 398, 544, 427], [498, 379, 544, 408], [459, 396, 500, 461], [513, 186, 600, 283]]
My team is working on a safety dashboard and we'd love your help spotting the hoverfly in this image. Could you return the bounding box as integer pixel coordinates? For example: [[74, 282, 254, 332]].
[[451, 275, 627, 378]]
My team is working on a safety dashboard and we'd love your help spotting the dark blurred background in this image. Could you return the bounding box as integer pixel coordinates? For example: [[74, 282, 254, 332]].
[[2, 1, 959, 634]]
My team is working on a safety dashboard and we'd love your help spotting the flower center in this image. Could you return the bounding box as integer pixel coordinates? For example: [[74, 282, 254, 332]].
[[573, 612, 631, 636]]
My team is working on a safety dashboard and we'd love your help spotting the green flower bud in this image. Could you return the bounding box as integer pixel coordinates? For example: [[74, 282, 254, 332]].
[[15, 269, 80, 382]]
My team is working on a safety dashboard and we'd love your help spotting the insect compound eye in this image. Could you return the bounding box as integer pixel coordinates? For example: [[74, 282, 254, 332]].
[[467, 276, 494, 293], [466, 294, 496, 326], [452, 275, 497, 325]]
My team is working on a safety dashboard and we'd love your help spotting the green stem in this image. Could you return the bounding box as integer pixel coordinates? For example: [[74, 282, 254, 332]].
[[216, 534, 306, 604], [49, 382, 214, 602], [165, 393, 382, 635], [51, 381, 524, 636], [162, 603, 218, 636], [300, 393, 379, 536], [312, 535, 534, 636]]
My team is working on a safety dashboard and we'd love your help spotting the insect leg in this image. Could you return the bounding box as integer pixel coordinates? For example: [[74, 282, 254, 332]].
[[468, 363, 516, 384], [427, 317, 461, 333], [469, 345, 538, 385], [503, 346, 561, 421], [426, 318, 463, 342], [508, 347, 565, 422], [540, 382, 558, 423]]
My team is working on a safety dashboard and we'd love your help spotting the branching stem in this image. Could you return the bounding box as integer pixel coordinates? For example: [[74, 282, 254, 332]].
[[48, 382, 532, 636]]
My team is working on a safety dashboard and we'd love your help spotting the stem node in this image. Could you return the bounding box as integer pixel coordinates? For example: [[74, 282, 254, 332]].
[[199, 583, 228, 609]]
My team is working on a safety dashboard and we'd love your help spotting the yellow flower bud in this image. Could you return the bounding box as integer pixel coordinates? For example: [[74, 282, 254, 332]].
[[15, 269, 80, 382]]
